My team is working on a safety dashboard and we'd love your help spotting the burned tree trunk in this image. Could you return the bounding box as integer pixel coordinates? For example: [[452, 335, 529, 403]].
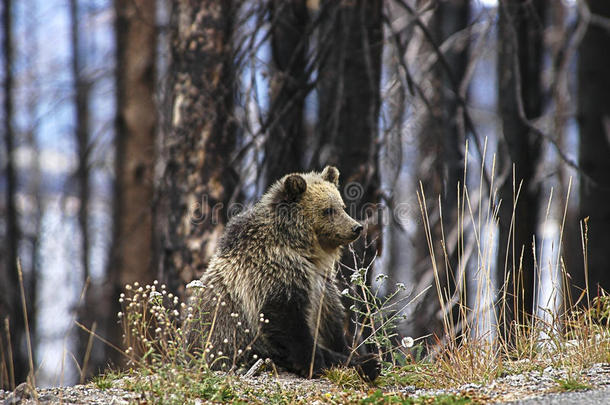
[[577, 0, 610, 294], [496, 0, 546, 338], [156, 0, 239, 293], [316, 0, 383, 281], [411, 0, 470, 342], [263, 0, 310, 187], [104, 0, 158, 371]]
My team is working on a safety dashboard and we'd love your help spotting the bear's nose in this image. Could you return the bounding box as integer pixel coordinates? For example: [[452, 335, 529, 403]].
[[352, 224, 363, 235]]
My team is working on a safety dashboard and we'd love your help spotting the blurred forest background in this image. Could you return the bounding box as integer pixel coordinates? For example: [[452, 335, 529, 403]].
[[1, 0, 610, 389]]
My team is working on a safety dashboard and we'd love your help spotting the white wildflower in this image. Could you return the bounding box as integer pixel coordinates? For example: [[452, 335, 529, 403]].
[[148, 291, 162, 303], [375, 273, 388, 282], [341, 288, 349, 296], [401, 336, 414, 348]]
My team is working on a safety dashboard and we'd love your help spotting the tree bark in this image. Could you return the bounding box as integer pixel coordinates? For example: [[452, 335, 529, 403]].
[[1, 0, 27, 389], [316, 0, 383, 279], [104, 0, 157, 372], [314, 0, 383, 352], [157, 0, 239, 294], [264, 0, 309, 188], [577, 0, 610, 295], [496, 0, 546, 337]]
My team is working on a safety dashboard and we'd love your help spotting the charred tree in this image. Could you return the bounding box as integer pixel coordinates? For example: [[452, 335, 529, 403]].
[[103, 0, 157, 372], [263, 0, 310, 188], [496, 0, 546, 338], [156, 0, 239, 293], [411, 0, 470, 342], [316, 0, 383, 281], [577, 0, 610, 295]]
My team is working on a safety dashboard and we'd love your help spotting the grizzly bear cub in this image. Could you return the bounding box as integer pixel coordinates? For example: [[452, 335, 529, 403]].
[[186, 166, 380, 381]]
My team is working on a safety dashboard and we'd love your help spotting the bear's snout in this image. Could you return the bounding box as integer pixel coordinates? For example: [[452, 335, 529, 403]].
[[352, 224, 363, 235]]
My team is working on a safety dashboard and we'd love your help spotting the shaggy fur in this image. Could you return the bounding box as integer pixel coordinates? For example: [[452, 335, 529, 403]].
[[186, 166, 380, 381]]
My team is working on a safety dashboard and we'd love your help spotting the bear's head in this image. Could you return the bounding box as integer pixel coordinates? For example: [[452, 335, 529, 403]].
[[277, 166, 363, 250]]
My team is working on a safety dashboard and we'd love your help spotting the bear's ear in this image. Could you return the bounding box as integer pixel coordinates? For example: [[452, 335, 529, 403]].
[[284, 174, 307, 200], [321, 166, 340, 186]]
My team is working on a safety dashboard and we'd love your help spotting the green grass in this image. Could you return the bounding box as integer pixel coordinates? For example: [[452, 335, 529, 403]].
[[92, 374, 114, 390], [377, 364, 438, 389], [118, 364, 236, 404], [359, 390, 474, 405], [555, 377, 592, 392], [324, 367, 366, 390]]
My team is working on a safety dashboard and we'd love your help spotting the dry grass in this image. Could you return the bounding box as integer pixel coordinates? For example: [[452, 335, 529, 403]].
[[407, 141, 610, 389]]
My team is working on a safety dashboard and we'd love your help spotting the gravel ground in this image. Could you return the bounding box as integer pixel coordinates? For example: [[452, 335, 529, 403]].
[[503, 387, 610, 405], [1, 363, 609, 404]]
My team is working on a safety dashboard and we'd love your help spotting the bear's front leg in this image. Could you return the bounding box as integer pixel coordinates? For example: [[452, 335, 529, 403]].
[[260, 288, 328, 378]]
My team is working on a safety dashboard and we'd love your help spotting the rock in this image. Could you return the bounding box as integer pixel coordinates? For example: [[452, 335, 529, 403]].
[[3, 382, 35, 404]]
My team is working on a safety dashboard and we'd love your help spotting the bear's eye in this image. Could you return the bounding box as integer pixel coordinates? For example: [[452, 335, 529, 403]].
[[323, 207, 336, 216]]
